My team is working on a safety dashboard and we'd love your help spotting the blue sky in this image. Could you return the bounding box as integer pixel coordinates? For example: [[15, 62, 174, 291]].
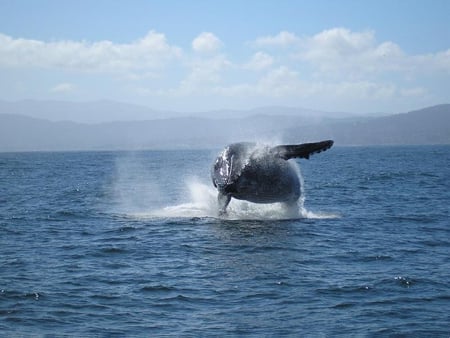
[[1, 0, 449, 114]]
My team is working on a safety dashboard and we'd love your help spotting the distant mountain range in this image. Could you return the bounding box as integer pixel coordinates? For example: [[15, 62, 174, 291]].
[[284, 104, 450, 146], [0, 99, 178, 123], [0, 101, 449, 152]]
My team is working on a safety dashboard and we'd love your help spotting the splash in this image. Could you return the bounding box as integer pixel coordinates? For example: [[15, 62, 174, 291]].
[[149, 178, 218, 218], [137, 178, 339, 220], [111, 149, 339, 221], [144, 178, 302, 220], [136, 174, 339, 221]]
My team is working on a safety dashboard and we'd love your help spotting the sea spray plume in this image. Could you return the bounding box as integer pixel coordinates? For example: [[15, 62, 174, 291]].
[[110, 154, 164, 214], [211, 140, 334, 216], [157, 177, 218, 218]]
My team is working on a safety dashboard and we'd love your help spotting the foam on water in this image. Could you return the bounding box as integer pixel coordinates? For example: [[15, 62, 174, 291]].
[[149, 178, 218, 218], [134, 177, 340, 221]]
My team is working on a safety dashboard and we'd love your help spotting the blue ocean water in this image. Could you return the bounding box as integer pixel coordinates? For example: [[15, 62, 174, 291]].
[[0, 146, 449, 336]]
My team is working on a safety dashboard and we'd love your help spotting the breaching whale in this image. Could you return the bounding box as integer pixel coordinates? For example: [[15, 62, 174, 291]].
[[211, 140, 334, 215]]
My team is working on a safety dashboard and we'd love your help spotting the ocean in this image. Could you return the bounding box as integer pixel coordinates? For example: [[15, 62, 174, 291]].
[[0, 146, 449, 336]]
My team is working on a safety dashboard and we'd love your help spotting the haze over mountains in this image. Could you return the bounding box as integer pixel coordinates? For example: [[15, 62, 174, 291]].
[[0, 100, 357, 123], [0, 100, 449, 152]]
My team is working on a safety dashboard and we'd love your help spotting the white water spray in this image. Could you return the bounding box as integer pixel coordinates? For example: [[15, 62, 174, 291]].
[[134, 164, 339, 220], [110, 147, 339, 220]]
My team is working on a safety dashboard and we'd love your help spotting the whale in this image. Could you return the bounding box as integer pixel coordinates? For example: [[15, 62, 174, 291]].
[[211, 140, 334, 215]]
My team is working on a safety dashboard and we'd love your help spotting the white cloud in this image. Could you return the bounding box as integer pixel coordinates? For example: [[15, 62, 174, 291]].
[[203, 67, 429, 105], [186, 55, 231, 84], [213, 66, 304, 98], [0, 27, 447, 113], [50, 82, 75, 93], [253, 31, 300, 48], [192, 32, 223, 53], [435, 49, 450, 72], [250, 28, 449, 80], [0, 31, 182, 73], [412, 49, 450, 74], [307, 28, 375, 55], [257, 66, 302, 96], [297, 28, 404, 76], [153, 54, 232, 97], [244, 52, 274, 71], [296, 28, 450, 79]]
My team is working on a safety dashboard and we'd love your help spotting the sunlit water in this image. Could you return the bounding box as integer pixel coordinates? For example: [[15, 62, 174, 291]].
[[1, 146, 449, 336]]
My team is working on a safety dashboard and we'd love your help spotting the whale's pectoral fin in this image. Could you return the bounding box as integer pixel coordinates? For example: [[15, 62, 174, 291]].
[[273, 140, 334, 160], [218, 192, 231, 216]]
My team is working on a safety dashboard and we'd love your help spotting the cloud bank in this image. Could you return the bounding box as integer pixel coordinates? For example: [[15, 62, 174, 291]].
[[0, 31, 181, 72], [0, 28, 449, 112]]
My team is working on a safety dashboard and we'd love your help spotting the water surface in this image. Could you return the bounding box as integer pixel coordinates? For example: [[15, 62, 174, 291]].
[[1, 146, 449, 336]]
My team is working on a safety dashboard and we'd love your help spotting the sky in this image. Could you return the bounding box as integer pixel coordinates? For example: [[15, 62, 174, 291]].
[[0, 0, 449, 115]]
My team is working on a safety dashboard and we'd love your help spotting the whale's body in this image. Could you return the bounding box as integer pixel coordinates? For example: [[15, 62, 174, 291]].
[[211, 140, 333, 215]]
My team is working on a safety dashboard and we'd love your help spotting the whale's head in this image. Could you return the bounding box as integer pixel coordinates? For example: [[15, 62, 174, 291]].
[[211, 142, 255, 192]]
